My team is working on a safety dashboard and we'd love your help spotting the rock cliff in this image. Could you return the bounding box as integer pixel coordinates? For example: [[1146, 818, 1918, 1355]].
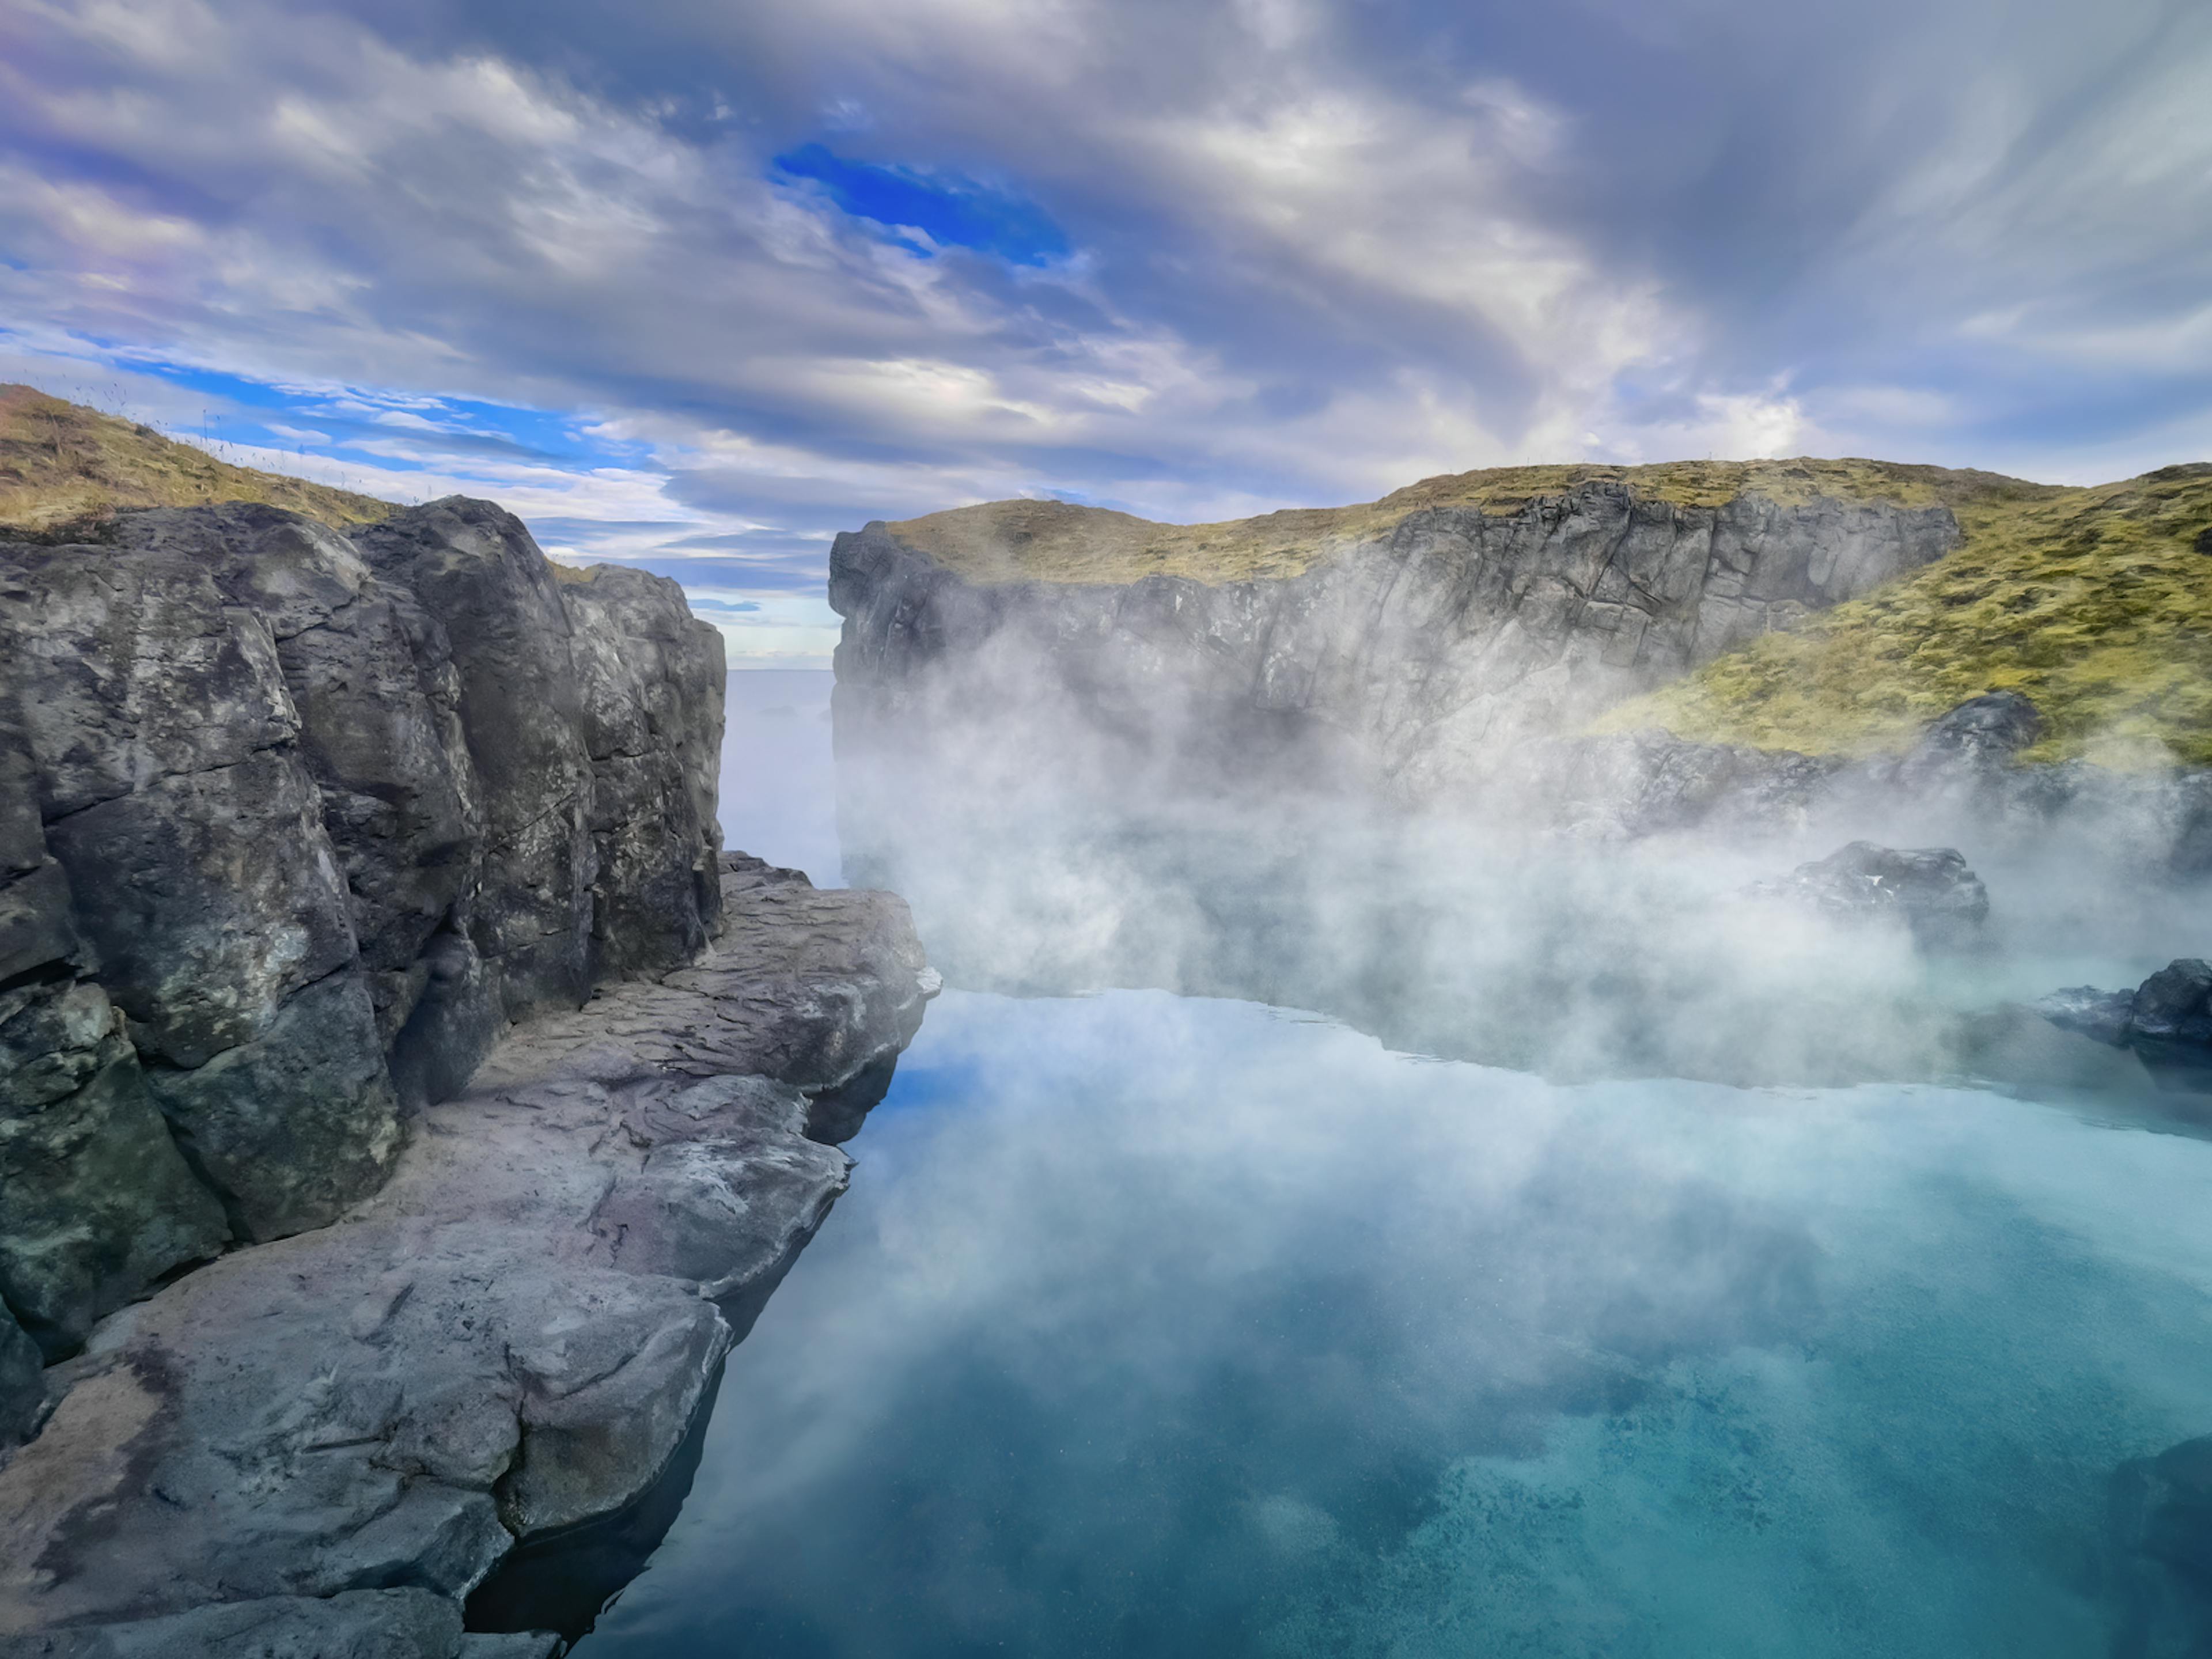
[[830, 468, 1963, 798], [1, 499, 723, 1358], [0, 498, 936, 1652]]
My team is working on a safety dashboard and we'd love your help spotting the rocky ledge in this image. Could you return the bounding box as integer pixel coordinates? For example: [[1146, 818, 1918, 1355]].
[[0, 499, 937, 1653], [0, 855, 933, 1654]]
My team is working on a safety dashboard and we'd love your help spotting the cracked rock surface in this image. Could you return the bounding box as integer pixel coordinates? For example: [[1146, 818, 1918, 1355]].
[[0, 498, 722, 1366], [0, 857, 933, 1653]]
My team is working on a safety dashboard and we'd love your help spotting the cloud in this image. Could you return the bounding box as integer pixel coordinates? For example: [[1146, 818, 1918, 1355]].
[[2, 0, 2208, 660]]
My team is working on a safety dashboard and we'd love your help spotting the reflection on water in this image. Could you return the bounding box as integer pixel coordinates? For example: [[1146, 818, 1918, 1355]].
[[575, 989, 2212, 1657]]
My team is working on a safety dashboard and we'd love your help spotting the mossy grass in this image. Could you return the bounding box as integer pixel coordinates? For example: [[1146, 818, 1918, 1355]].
[[0, 384, 394, 536], [887, 457, 2040, 587], [1593, 464, 2212, 767]]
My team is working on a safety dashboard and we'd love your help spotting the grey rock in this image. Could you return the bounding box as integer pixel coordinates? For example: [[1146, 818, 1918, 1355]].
[[555, 565, 726, 980], [141, 968, 399, 1243], [1747, 841, 1990, 946], [460, 1636, 563, 1659], [1893, 689, 2043, 784], [354, 501, 597, 1020], [0, 865, 933, 1638], [0, 1010, 227, 1355], [0, 1304, 41, 1448], [2032, 959, 2212, 1093], [0, 1587, 468, 1658], [2032, 986, 2138, 1048], [1, 494, 743, 1349], [0, 528, 400, 1248]]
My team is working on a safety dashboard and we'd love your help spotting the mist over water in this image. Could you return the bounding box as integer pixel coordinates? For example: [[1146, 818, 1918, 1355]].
[[577, 669, 2212, 1656], [579, 993, 2212, 1657]]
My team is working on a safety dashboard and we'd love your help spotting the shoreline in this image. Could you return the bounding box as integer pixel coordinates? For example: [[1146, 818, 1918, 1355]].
[[0, 854, 935, 1656]]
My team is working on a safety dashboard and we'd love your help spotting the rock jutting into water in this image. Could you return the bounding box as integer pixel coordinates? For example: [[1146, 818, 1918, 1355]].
[[0, 501, 936, 1654], [2036, 960, 2212, 1093]]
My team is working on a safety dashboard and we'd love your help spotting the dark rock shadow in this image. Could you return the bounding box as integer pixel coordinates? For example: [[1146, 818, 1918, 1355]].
[[465, 1354, 727, 1645]]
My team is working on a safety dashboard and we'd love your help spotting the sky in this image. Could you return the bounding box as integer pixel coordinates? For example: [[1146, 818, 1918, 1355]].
[[3, 0, 2209, 666]]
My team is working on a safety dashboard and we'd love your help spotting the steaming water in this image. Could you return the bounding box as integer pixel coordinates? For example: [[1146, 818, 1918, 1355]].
[[572, 675, 2212, 1656]]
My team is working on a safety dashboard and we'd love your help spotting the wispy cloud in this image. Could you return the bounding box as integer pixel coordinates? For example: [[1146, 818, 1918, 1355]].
[[3, 0, 2208, 657]]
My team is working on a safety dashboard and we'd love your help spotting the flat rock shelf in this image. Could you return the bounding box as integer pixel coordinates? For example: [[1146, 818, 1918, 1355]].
[[0, 855, 935, 1657]]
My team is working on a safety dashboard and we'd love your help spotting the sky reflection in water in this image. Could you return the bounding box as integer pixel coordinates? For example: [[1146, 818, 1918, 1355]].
[[576, 982, 2212, 1658]]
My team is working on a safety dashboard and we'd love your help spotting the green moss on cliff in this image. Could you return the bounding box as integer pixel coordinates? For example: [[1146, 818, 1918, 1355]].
[[888, 457, 2037, 586], [1594, 465, 2212, 766]]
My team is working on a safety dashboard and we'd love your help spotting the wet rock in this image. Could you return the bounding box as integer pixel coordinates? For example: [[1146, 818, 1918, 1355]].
[[2033, 984, 2138, 1049], [2040, 960, 2212, 1092], [1747, 840, 1990, 946]]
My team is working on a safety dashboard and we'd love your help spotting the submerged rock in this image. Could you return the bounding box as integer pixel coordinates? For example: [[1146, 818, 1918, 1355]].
[[2109, 1436, 2212, 1657], [2038, 960, 2212, 1092], [1747, 840, 1990, 946]]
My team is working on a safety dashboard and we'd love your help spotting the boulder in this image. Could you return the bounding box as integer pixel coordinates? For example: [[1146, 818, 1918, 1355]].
[[1747, 840, 1990, 946], [1892, 689, 2043, 787], [2038, 959, 2212, 1092]]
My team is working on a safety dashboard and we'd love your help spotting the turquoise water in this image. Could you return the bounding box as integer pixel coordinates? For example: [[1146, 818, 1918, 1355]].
[[573, 986, 2212, 1657]]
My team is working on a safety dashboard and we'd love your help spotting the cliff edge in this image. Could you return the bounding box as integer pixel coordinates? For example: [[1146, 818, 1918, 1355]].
[[0, 497, 935, 1653]]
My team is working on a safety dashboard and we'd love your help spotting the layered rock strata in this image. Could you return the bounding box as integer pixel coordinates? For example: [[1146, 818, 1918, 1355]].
[[830, 479, 1960, 795], [0, 499, 723, 1374], [0, 854, 934, 1653]]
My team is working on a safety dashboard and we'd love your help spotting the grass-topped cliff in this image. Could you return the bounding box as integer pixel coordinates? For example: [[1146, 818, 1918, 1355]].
[[893, 456, 2212, 767], [1595, 463, 2212, 766], [888, 458, 2036, 586], [0, 384, 394, 535]]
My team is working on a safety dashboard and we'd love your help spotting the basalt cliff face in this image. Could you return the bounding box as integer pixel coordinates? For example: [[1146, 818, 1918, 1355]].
[[1, 498, 724, 1352], [0, 497, 935, 1654], [830, 468, 1963, 797]]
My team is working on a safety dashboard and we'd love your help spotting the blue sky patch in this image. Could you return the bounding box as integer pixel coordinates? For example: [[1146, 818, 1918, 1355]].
[[772, 143, 1069, 267]]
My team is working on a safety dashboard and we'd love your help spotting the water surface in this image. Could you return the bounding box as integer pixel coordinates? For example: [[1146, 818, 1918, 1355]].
[[575, 988, 2212, 1657]]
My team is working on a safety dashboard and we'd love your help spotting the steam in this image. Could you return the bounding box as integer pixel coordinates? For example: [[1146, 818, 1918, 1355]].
[[830, 629, 2212, 1095]]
